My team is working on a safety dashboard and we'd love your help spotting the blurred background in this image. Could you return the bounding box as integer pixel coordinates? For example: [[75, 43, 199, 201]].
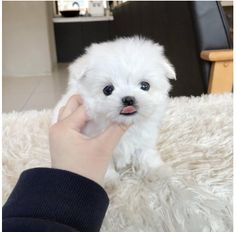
[[2, 1, 233, 112]]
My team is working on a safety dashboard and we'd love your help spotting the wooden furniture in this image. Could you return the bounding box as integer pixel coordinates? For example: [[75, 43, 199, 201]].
[[201, 49, 233, 94]]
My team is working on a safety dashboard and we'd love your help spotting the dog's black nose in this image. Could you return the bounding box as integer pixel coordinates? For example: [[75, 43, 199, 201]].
[[122, 96, 136, 106]]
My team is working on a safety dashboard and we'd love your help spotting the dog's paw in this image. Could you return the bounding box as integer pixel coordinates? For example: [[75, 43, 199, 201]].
[[144, 149, 164, 168], [137, 149, 165, 176], [104, 171, 120, 193], [104, 165, 120, 188]]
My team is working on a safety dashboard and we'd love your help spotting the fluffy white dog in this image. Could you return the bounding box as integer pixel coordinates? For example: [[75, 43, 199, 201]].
[[53, 36, 176, 180]]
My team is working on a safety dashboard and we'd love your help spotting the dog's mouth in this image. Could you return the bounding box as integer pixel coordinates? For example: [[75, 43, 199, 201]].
[[120, 106, 137, 116]]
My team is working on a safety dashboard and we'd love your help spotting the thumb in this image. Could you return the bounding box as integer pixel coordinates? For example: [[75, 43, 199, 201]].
[[63, 105, 88, 131], [95, 123, 129, 151]]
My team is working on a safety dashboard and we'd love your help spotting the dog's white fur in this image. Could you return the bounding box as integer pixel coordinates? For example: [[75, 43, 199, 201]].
[[53, 36, 176, 180]]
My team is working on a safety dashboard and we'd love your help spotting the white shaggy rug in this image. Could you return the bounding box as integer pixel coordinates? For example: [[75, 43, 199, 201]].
[[2, 93, 233, 232]]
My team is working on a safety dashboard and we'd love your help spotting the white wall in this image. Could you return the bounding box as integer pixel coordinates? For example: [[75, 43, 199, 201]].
[[3, 1, 56, 78]]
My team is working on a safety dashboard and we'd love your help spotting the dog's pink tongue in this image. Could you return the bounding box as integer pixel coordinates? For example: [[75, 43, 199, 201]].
[[121, 106, 136, 114]]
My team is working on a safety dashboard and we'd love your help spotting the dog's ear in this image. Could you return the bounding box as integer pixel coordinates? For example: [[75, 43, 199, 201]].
[[162, 57, 176, 80], [69, 55, 88, 83], [155, 43, 176, 80]]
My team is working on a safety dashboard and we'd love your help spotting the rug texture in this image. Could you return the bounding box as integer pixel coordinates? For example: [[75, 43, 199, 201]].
[[2, 93, 233, 232]]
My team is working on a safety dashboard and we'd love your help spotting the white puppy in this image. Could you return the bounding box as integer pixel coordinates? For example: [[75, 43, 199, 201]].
[[53, 36, 176, 180]]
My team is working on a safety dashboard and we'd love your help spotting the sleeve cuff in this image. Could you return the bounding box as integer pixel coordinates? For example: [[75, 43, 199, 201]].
[[3, 168, 109, 232]]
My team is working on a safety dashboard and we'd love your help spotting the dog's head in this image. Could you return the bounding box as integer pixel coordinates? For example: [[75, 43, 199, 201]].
[[69, 37, 176, 124]]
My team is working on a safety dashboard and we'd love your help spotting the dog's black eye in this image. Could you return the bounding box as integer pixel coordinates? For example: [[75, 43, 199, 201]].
[[103, 85, 114, 96], [140, 81, 150, 91]]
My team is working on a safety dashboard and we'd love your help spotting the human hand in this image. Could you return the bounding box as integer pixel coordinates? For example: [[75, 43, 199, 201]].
[[49, 95, 129, 186]]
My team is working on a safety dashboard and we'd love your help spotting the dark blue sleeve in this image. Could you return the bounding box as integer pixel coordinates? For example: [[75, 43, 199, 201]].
[[3, 168, 109, 232]]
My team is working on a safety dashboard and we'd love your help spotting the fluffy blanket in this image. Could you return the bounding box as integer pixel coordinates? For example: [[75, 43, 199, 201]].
[[2, 93, 233, 232]]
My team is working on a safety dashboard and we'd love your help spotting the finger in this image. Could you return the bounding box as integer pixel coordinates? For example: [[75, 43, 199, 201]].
[[57, 106, 66, 122], [63, 104, 88, 131], [60, 95, 83, 121], [95, 123, 129, 151]]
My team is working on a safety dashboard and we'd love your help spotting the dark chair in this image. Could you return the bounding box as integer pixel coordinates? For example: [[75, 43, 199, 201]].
[[111, 1, 233, 97]]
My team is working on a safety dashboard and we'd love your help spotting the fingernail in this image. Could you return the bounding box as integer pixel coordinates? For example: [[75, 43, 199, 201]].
[[118, 123, 130, 131]]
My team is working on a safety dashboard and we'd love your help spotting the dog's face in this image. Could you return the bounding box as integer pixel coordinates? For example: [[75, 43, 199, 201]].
[[69, 37, 176, 124]]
